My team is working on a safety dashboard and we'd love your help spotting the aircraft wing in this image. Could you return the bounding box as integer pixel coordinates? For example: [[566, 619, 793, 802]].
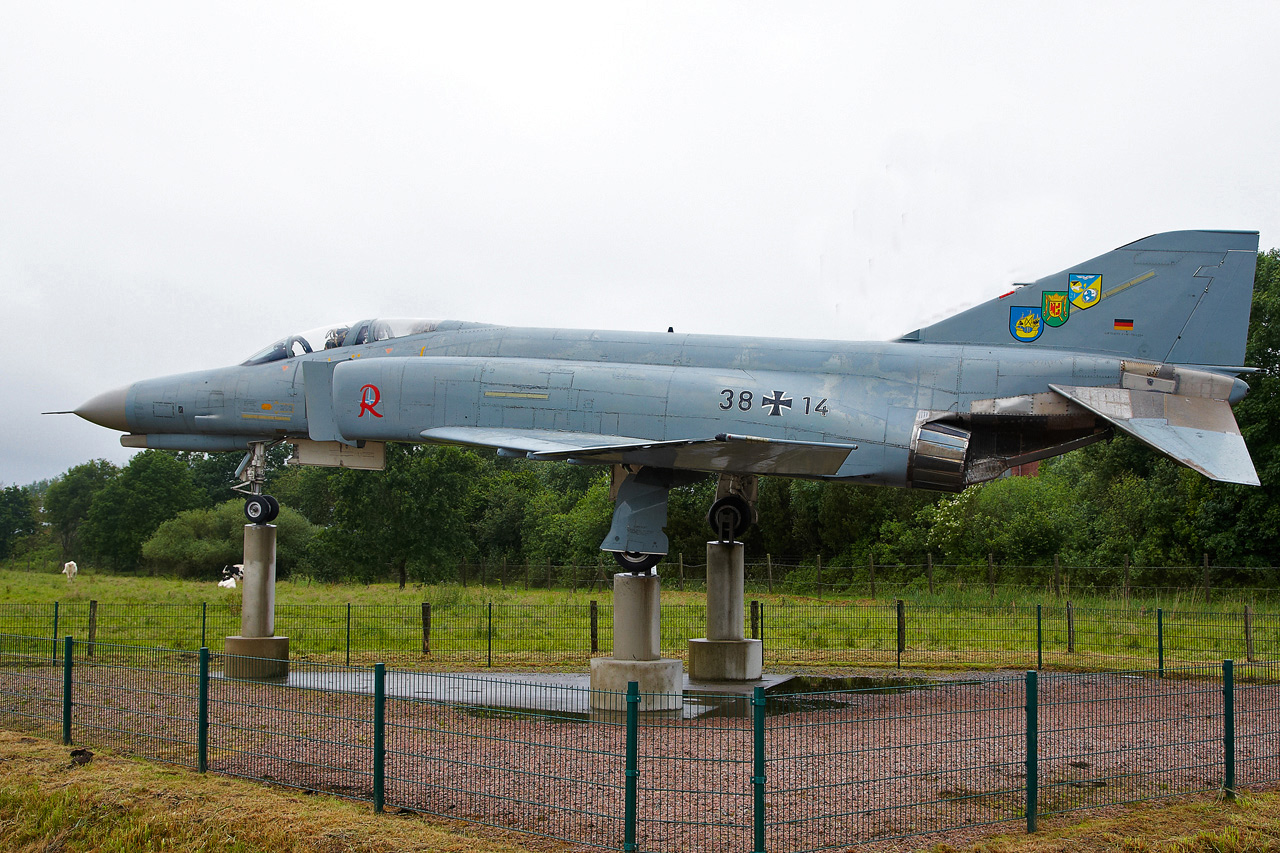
[[1048, 385, 1260, 485], [419, 427, 856, 476]]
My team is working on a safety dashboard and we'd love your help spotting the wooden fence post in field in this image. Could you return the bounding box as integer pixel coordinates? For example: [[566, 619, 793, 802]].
[[927, 552, 934, 596], [461, 563, 467, 588], [86, 596, 97, 655], [766, 554, 773, 593], [1204, 553, 1212, 604], [1124, 555, 1131, 602], [817, 555, 823, 597], [869, 553, 877, 599], [546, 558, 552, 590], [678, 553, 685, 591], [1245, 605, 1255, 662], [1066, 600, 1076, 653], [500, 558, 506, 590], [421, 602, 431, 655], [524, 561, 529, 591], [590, 600, 599, 654], [1053, 555, 1061, 598], [988, 554, 995, 599]]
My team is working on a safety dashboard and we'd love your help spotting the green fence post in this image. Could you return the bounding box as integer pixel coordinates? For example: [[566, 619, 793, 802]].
[[1036, 604, 1043, 671], [896, 599, 905, 669], [1025, 670, 1038, 833], [752, 685, 767, 853], [200, 602, 207, 649], [624, 681, 639, 853], [487, 602, 493, 668], [52, 602, 59, 662], [346, 603, 352, 667], [1157, 608, 1164, 678], [198, 647, 209, 773], [1223, 659, 1235, 799], [374, 662, 386, 813], [61, 635, 73, 742]]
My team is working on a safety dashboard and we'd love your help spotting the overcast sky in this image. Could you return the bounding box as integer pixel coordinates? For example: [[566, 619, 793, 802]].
[[4, 1, 1279, 487]]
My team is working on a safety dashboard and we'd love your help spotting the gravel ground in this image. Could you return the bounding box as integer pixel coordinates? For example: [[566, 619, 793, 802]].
[[2, 659, 1277, 853]]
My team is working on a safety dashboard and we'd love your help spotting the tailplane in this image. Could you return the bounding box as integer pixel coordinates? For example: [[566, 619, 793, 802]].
[[901, 230, 1259, 368]]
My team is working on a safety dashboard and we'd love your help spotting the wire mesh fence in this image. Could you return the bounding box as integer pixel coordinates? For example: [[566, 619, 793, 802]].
[[2, 599, 1277, 672], [2, 633, 1279, 853]]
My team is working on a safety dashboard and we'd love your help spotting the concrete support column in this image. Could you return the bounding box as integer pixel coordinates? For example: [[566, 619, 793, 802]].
[[689, 541, 762, 681], [225, 524, 290, 679], [590, 572, 683, 712]]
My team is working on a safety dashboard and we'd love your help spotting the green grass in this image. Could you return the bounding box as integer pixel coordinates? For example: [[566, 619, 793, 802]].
[[0, 568, 1273, 672]]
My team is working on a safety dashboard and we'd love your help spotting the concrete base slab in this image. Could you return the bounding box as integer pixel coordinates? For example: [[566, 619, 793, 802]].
[[589, 657, 684, 711], [688, 638, 763, 681], [224, 636, 290, 680]]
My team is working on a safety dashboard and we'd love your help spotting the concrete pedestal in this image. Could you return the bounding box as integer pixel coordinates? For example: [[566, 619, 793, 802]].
[[590, 572, 683, 711], [225, 523, 290, 679], [689, 541, 762, 681]]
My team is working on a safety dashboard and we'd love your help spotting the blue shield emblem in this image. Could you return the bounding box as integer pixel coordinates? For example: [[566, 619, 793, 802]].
[[1009, 306, 1042, 342]]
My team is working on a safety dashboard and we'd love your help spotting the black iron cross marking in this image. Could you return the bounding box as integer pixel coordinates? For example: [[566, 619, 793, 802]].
[[762, 390, 792, 416]]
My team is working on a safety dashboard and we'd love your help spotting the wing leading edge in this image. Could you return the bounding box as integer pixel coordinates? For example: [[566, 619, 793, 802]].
[[419, 427, 855, 477], [1048, 385, 1259, 485]]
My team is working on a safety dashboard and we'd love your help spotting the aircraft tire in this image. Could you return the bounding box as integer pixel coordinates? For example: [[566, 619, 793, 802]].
[[262, 495, 280, 522], [706, 494, 752, 541], [612, 551, 661, 574], [244, 496, 272, 524]]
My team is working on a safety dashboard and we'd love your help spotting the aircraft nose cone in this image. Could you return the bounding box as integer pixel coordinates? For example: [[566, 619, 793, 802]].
[[74, 385, 131, 432]]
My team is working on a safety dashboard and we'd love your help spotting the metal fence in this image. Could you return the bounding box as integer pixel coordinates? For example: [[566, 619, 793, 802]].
[[2, 599, 1274, 672], [1, 634, 1276, 852]]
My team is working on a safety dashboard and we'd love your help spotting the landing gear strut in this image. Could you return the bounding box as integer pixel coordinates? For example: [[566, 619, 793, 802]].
[[233, 441, 280, 524]]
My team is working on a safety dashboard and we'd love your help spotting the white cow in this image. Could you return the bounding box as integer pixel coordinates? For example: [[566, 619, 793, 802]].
[[61, 561, 77, 581], [217, 577, 237, 589]]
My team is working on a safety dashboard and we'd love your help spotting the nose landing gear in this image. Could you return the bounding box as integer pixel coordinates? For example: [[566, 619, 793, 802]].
[[233, 441, 280, 524]]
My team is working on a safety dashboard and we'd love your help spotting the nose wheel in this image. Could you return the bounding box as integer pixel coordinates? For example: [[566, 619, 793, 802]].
[[244, 494, 279, 524], [612, 550, 661, 574]]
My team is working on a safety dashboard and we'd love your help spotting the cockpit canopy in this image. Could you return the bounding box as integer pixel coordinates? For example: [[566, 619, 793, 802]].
[[241, 318, 440, 366]]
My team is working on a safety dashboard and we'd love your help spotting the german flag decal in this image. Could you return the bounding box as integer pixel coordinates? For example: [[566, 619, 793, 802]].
[[1113, 319, 1134, 331]]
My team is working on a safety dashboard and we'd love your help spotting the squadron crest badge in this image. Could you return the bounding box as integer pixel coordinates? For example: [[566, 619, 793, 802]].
[[1069, 273, 1101, 310], [1042, 291, 1070, 327], [1009, 306, 1042, 342]]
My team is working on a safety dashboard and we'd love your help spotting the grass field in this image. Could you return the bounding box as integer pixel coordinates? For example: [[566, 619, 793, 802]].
[[1, 568, 1275, 672]]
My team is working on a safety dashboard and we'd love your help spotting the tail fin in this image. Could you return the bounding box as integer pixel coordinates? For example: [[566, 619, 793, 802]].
[[901, 230, 1259, 368]]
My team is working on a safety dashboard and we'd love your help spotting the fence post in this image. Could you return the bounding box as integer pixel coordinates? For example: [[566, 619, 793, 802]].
[[759, 602, 764, 645], [461, 562, 468, 588], [1053, 555, 1061, 598], [487, 602, 493, 668], [624, 681, 639, 853], [1204, 553, 1211, 604], [869, 553, 877, 599], [52, 601, 59, 662], [1223, 659, 1235, 799], [927, 552, 934, 596], [524, 561, 530, 591], [62, 636, 73, 745], [198, 647, 209, 773], [374, 662, 385, 813], [1244, 606, 1255, 663], [590, 600, 599, 654], [546, 558, 552, 590], [346, 603, 352, 667], [816, 555, 822, 597], [1124, 556, 1131, 603], [752, 685, 766, 853], [678, 553, 685, 592], [86, 596, 97, 655], [200, 601, 207, 649], [750, 600, 759, 640], [1157, 608, 1165, 677], [1036, 604, 1043, 671], [421, 602, 431, 656], [1066, 601, 1075, 654], [766, 554, 773, 594], [988, 554, 995, 599], [1025, 670, 1038, 833], [896, 599, 905, 669]]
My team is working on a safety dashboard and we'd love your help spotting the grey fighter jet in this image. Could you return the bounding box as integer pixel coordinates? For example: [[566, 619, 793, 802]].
[[70, 230, 1261, 572]]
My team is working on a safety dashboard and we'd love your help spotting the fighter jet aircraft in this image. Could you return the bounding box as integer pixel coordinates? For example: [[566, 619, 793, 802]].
[[69, 229, 1261, 571]]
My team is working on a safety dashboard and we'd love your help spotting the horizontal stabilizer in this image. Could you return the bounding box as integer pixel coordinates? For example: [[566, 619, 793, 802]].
[[1048, 385, 1259, 485], [420, 427, 855, 476]]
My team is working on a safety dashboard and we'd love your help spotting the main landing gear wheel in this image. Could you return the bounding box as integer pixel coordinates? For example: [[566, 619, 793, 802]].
[[613, 550, 661, 574], [244, 495, 279, 524], [707, 494, 752, 542]]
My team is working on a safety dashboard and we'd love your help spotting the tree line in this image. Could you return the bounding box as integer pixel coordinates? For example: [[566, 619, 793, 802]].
[[5, 250, 1279, 590]]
